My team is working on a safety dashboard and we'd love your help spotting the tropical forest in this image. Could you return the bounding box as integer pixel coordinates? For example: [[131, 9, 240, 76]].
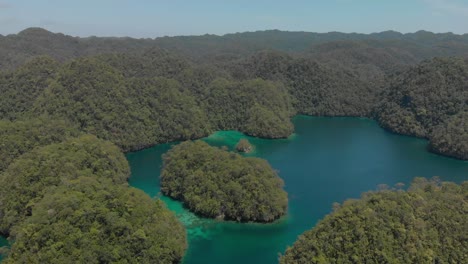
[[0, 1, 467, 263]]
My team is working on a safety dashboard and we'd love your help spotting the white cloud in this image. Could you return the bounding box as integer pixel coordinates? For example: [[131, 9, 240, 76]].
[[423, 0, 468, 17]]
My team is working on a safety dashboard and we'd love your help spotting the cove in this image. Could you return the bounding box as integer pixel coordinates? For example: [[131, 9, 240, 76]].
[[127, 116, 467, 264]]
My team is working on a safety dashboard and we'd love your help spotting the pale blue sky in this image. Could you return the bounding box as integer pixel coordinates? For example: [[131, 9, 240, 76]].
[[0, 0, 467, 37]]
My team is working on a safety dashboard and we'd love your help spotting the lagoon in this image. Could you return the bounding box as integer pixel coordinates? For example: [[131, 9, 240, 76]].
[[126, 116, 467, 264]]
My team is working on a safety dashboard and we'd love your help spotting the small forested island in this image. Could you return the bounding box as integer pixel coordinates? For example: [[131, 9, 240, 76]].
[[280, 178, 467, 264], [160, 141, 288, 222], [236, 139, 253, 153]]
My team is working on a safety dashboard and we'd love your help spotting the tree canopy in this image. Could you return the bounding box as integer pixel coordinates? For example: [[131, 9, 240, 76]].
[[0, 134, 130, 234], [4, 177, 187, 264], [376, 58, 467, 137], [0, 118, 80, 173], [29, 58, 211, 151], [201, 78, 294, 138]]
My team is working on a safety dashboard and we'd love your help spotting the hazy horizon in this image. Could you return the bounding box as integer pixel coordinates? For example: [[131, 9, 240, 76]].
[[3, 26, 468, 39], [1, 0, 467, 38]]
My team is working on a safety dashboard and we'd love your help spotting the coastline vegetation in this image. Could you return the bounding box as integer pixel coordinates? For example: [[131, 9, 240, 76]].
[[280, 178, 467, 264]]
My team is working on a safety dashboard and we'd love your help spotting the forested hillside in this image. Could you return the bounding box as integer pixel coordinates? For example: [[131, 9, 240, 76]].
[[0, 30, 466, 158], [376, 57, 468, 159], [2, 28, 468, 69], [0, 135, 130, 234], [30, 57, 211, 151], [280, 178, 468, 264], [0, 56, 59, 120], [0, 52, 296, 151], [0, 118, 80, 173], [429, 111, 468, 160], [376, 57, 467, 137]]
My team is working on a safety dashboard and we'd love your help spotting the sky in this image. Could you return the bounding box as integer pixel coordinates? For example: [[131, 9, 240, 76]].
[[0, 0, 467, 38]]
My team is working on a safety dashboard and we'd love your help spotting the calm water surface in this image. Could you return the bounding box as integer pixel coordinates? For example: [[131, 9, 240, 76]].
[[0, 236, 7, 261], [126, 116, 467, 264]]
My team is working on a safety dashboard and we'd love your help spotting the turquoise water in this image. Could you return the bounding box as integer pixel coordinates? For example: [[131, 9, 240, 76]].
[[129, 116, 467, 263], [0, 236, 7, 261]]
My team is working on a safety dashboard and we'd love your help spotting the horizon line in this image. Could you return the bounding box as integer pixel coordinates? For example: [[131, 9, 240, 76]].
[[1, 27, 468, 40]]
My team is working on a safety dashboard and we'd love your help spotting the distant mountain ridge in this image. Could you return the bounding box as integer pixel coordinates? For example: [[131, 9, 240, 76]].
[[1, 27, 468, 70]]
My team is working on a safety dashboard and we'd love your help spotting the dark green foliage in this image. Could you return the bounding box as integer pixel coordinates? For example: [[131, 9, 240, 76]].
[[429, 111, 468, 160], [0, 135, 130, 234], [228, 51, 380, 117], [202, 78, 294, 138], [96, 48, 190, 79], [377, 57, 467, 136], [236, 139, 253, 153], [124, 77, 211, 146], [376, 57, 467, 158], [0, 56, 59, 120], [245, 103, 294, 138], [0, 118, 81, 173], [1, 52, 296, 152], [4, 177, 187, 264], [280, 178, 468, 264], [285, 58, 377, 117], [31, 58, 211, 151], [30, 57, 137, 149], [307, 40, 418, 74], [161, 141, 288, 222], [228, 51, 292, 81]]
